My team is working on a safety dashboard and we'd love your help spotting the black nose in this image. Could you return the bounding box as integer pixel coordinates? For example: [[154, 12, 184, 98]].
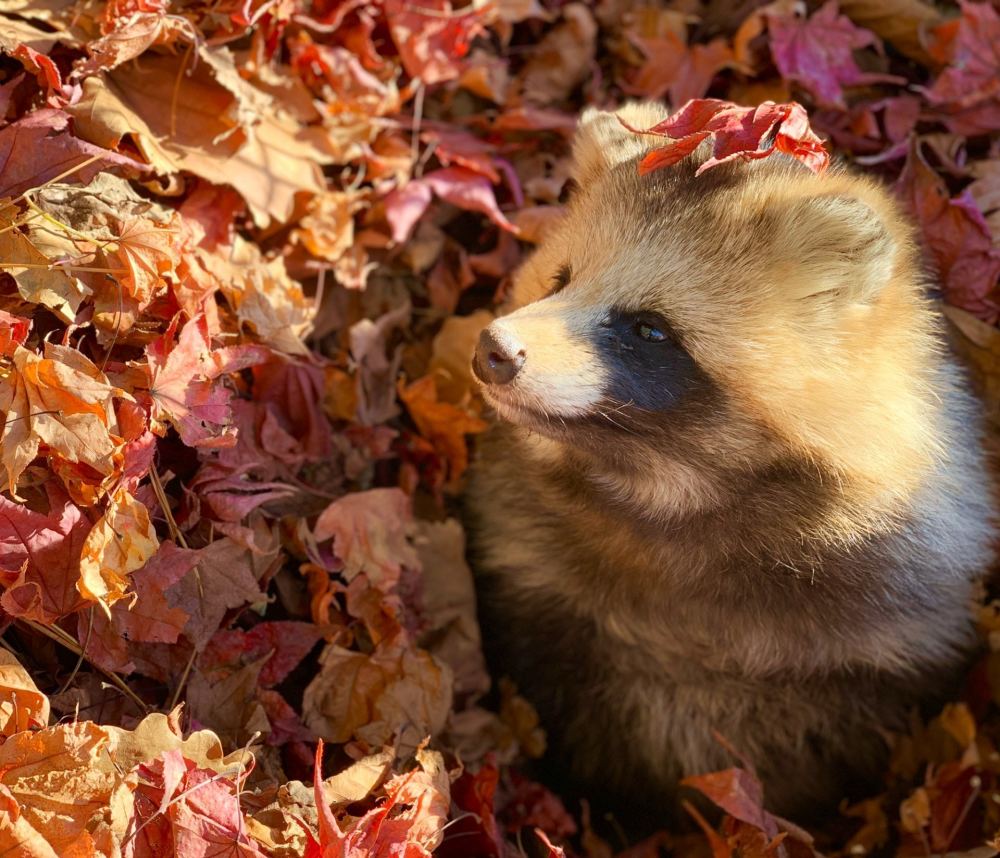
[[473, 325, 526, 385]]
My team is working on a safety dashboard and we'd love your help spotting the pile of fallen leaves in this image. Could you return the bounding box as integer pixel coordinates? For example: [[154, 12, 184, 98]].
[[2, 0, 1000, 855]]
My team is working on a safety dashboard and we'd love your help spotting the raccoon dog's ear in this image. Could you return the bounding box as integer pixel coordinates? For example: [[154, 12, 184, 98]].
[[775, 193, 899, 305], [572, 102, 666, 184]]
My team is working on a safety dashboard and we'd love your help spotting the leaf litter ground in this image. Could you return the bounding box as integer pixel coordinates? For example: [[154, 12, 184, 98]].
[[1, 0, 1000, 856]]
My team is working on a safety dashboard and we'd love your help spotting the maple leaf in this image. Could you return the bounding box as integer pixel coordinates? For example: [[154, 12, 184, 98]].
[[83, 10, 196, 72], [0, 484, 90, 622], [638, 37, 738, 107], [500, 772, 577, 838], [302, 637, 453, 752], [8, 43, 63, 96], [214, 236, 316, 356], [384, 0, 489, 85], [0, 218, 92, 323], [146, 314, 269, 448], [185, 657, 272, 750], [314, 487, 419, 591], [385, 167, 519, 244], [67, 49, 330, 228], [924, 1, 1000, 135], [83, 539, 192, 675], [159, 537, 271, 652], [422, 166, 520, 233], [0, 310, 30, 357], [308, 741, 451, 857], [130, 749, 267, 857], [384, 180, 434, 244], [398, 373, 488, 482], [896, 141, 1000, 322], [105, 213, 180, 306], [765, 0, 904, 109], [682, 764, 820, 858], [201, 621, 323, 688], [1, 343, 128, 501], [0, 720, 122, 855], [621, 98, 830, 176], [514, 3, 597, 105], [78, 486, 159, 616], [421, 127, 501, 182], [295, 190, 361, 263], [251, 357, 335, 462], [438, 762, 503, 858]]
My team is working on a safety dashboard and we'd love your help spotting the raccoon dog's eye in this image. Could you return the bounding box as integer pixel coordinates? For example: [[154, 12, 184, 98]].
[[634, 321, 669, 343]]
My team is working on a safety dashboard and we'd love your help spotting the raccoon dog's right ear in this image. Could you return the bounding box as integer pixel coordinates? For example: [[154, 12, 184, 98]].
[[572, 102, 667, 185], [774, 193, 900, 305]]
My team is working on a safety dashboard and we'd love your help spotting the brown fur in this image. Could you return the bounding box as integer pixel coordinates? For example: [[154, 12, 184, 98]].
[[464, 103, 998, 824]]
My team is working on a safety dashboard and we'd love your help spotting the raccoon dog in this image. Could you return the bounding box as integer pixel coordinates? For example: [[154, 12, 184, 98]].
[[464, 103, 997, 823]]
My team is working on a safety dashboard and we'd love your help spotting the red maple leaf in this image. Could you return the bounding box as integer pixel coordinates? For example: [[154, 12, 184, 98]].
[[620, 98, 829, 176], [765, 0, 904, 109]]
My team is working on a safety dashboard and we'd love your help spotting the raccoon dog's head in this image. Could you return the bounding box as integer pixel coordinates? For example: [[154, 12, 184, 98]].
[[472, 103, 944, 521]]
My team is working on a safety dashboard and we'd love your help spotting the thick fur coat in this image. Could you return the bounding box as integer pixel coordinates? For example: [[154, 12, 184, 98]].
[[464, 103, 997, 822]]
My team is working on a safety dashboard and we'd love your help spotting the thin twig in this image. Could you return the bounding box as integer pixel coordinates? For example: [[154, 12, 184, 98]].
[[410, 81, 426, 175], [57, 606, 94, 695], [148, 467, 203, 599], [148, 467, 188, 548], [170, 43, 195, 139], [168, 645, 197, 712]]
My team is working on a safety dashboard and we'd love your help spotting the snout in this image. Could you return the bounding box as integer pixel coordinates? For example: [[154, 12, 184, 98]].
[[473, 324, 526, 386]]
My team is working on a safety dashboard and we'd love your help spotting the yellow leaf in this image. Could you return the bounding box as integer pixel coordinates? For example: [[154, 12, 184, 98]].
[[213, 237, 315, 355], [0, 650, 49, 736], [78, 488, 159, 616]]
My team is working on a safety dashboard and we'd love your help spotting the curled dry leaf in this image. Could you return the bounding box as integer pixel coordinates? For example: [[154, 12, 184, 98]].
[[302, 638, 453, 753], [78, 486, 159, 616], [0, 650, 49, 735], [621, 98, 830, 176]]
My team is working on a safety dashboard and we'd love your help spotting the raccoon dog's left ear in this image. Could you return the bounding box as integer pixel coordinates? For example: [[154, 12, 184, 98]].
[[775, 193, 899, 304], [572, 102, 666, 185]]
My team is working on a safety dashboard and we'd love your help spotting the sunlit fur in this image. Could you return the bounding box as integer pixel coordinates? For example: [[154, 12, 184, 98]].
[[465, 103, 998, 822]]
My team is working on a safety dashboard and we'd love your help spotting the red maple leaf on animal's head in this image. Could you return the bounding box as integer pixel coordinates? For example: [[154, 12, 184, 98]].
[[620, 98, 830, 177]]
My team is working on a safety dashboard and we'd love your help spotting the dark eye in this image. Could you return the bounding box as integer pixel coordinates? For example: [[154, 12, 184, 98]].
[[549, 264, 571, 295], [634, 320, 669, 343]]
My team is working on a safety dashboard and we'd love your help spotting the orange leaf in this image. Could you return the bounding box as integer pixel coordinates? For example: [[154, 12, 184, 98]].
[[78, 487, 159, 616], [0, 651, 49, 736], [398, 374, 487, 483]]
